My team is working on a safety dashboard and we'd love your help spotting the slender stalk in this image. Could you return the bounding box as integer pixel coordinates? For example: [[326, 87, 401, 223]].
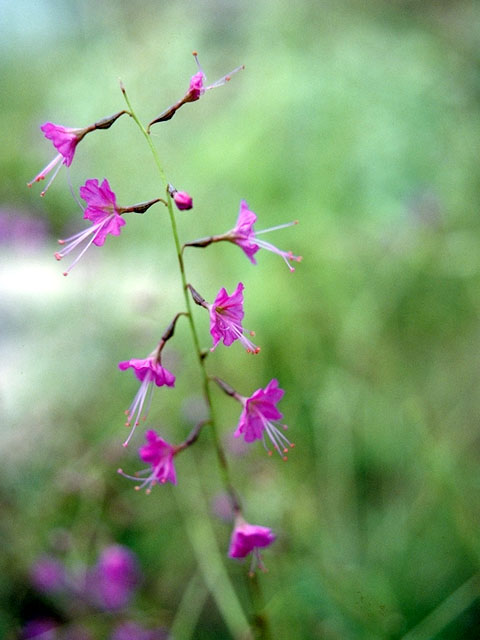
[[121, 85, 263, 634], [122, 84, 235, 501]]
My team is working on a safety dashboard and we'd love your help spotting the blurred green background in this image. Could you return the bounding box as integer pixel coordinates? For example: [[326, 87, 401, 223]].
[[2, 0, 480, 638]]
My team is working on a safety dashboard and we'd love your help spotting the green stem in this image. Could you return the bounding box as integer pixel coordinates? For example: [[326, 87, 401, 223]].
[[122, 85, 235, 502], [122, 85, 259, 634]]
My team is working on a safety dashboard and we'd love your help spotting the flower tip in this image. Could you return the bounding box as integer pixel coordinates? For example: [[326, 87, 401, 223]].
[[135, 486, 141, 492], [40, 190, 46, 197], [117, 468, 123, 474], [54, 252, 62, 261], [122, 442, 128, 448], [62, 272, 68, 277], [192, 50, 198, 56]]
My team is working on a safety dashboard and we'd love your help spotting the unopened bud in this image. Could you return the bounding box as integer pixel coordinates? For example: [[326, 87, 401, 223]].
[[173, 191, 193, 210]]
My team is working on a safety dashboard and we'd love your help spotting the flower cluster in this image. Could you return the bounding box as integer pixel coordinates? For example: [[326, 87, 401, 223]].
[[30, 54, 300, 579]]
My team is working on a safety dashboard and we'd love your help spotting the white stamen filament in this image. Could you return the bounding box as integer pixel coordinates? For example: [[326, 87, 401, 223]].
[[254, 220, 298, 235], [251, 237, 301, 272], [55, 214, 116, 275], [212, 312, 260, 353], [40, 159, 64, 196], [206, 65, 245, 90], [123, 375, 155, 447], [28, 153, 62, 187], [254, 407, 293, 459]]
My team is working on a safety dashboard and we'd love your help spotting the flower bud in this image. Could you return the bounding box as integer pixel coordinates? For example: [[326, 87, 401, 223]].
[[173, 191, 193, 210]]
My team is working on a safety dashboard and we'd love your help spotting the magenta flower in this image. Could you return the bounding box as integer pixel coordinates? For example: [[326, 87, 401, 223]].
[[234, 379, 294, 459], [30, 556, 65, 594], [187, 52, 244, 101], [54, 178, 125, 275], [118, 430, 177, 493], [228, 518, 276, 574], [118, 355, 175, 447], [147, 52, 244, 128], [227, 200, 302, 271], [173, 191, 193, 210], [207, 282, 260, 353], [90, 545, 139, 610], [28, 123, 89, 196], [28, 111, 127, 196]]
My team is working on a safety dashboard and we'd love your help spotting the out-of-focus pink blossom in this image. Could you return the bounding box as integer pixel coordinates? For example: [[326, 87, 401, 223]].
[[90, 545, 139, 610], [22, 619, 58, 640], [228, 518, 276, 575], [30, 556, 65, 594]]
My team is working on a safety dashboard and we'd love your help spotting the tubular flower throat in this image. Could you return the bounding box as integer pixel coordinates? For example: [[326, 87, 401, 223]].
[[54, 178, 126, 276], [234, 378, 294, 460], [207, 282, 259, 353]]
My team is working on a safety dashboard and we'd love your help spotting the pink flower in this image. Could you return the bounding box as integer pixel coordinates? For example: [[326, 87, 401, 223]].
[[147, 53, 244, 128], [28, 111, 127, 196], [30, 556, 65, 594], [228, 518, 276, 575], [234, 379, 294, 459], [118, 356, 175, 447], [207, 282, 260, 353], [227, 200, 302, 271], [187, 52, 244, 101], [54, 178, 125, 275], [173, 191, 193, 210], [88, 545, 139, 610], [118, 430, 177, 493], [28, 123, 88, 196]]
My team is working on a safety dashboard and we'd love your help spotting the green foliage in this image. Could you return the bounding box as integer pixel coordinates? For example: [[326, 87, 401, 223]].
[[2, 0, 480, 637]]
